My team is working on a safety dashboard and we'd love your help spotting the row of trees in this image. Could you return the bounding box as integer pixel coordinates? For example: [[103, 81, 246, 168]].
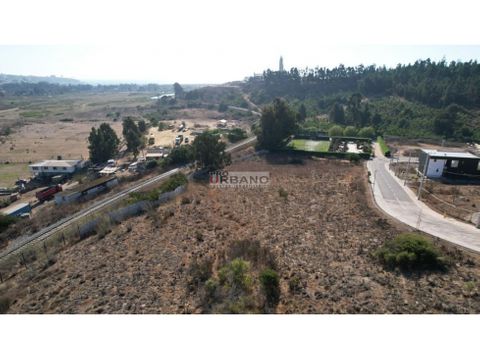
[[88, 117, 148, 163], [88, 120, 230, 171], [247, 59, 480, 109], [0, 82, 173, 97]]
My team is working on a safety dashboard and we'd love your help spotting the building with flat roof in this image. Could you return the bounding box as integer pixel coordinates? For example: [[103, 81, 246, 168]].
[[29, 159, 83, 177], [418, 149, 480, 179], [54, 176, 118, 205]]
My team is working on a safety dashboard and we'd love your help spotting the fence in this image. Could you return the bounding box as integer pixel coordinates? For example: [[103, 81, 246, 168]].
[[77, 184, 186, 238], [0, 184, 187, 281]]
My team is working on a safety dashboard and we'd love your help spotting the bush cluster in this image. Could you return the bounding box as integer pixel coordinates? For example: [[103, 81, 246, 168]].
[[375, 233, 447, 271]]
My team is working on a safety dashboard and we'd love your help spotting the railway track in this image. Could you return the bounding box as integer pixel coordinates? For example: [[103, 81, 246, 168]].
[[0, 136, 257, 261]]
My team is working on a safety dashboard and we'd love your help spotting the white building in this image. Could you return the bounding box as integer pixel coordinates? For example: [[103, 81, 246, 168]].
[[418, 149, 480, 179], [29, 160, 83, 177]]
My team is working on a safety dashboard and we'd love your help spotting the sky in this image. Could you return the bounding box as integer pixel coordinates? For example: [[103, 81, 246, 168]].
[[1, 0, 480, 84]]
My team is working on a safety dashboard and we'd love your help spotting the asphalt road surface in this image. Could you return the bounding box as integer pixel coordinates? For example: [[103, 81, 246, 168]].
[[367, 145, 480, 253]]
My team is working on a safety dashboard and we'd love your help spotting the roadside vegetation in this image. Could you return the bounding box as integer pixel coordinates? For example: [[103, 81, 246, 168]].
[[128, 173, 187, 203], [374, 233, 448, 271], [377, 136, 391, 157]]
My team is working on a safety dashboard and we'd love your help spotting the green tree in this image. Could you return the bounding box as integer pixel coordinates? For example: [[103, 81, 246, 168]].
[[122, 117, 143, 158], [138, 119, 148, 133], [328, 125, 344, 137], [192, 132, 231, 170], [88, 123, 120, 163], [258, 98, 297, 149], [168, 144, 194, 165], [329, 102, 345, 125], [358, 126, 375, 138], [343, 126, 357, 137], [218, 102, 228, 112], [297, 103, 307, 122]]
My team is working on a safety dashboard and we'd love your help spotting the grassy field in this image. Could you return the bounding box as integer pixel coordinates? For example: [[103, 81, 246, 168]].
[[288, 139, 330, 152], [0, 163, 30, 187]]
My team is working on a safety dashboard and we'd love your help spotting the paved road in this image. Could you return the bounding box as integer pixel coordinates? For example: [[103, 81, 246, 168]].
[[367, 144, 480, 252], [0, 136, 257, 260]]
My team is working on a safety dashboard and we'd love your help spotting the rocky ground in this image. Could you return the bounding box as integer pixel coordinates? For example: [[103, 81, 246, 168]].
[[2, 154, 480, 313]]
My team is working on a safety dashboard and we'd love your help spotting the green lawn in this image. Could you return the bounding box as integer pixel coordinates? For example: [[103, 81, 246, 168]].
[[288, 139, 330, 152], [0, 163, 30, 187]]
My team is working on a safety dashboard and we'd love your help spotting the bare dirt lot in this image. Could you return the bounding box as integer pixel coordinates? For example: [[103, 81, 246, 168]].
[[391, 163, 480, 224], [3, 155, 480, 313], [0, 119, 123, 163]]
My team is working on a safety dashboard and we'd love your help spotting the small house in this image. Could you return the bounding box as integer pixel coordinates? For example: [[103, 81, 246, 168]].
[[29, 159, 83, 178], [418, 149, 480, 179]]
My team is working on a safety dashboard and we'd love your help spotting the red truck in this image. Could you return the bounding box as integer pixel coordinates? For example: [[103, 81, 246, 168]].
[[36, 185, 62, 202]]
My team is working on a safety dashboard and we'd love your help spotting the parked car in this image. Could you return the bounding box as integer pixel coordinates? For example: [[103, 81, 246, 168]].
[[184, 137, 189, 144]]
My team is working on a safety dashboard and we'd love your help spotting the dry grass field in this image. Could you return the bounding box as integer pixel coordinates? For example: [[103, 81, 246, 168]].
[[3, 155, 480, 314], [0, 92, 151, 165]]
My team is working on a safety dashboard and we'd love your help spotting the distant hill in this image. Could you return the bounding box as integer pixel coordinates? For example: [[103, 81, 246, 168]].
[[0, 73, 82, 85]]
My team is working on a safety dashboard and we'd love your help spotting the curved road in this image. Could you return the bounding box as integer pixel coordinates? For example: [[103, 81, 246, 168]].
[[367, 144, 480, 252]]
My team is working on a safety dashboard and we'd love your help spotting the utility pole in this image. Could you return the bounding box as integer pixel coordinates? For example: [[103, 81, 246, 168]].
[[417, 154, 430, 199]]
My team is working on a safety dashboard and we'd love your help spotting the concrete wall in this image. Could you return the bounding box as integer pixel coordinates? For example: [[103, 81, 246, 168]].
[[77, 185, 186, 238], [426, 158, 446, 178], [55, 178, 119, 205]]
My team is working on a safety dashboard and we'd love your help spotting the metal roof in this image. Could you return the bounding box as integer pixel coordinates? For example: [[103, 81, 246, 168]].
[[1, 202, 30, 215], [422, 149, 480, 160], [30, 159, 81, 168], [60, 176, 117, 196]]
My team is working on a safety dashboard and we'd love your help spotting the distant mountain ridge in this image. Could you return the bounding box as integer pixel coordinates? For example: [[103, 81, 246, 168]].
[[0, 73, 82, 85]]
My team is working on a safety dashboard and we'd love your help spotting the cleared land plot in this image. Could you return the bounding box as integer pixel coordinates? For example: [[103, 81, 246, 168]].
[[3, 156, 480, 314], [288, 139, 330, 152], [0, 163, 30, 187], [0, 120, 123, 163]]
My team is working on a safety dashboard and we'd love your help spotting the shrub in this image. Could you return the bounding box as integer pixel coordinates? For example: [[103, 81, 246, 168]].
[[346, 153, 361, 163], [328, 125, 344, 137], [189, 257, 213, 284], [0, 214, 17, 233], [374, 233, 447, 271], [278, 188, 288, 200], [227, 128, 248, 143], [377, 136, 391, 157], [205, 278, 218, 300], [129, 173, 187, 203], [343, 126, 357, 137], [260, 268, 280, 306], [288, 275, 302, 294], [218, 258, 252, 292], [145, 160, 158, 169], [358, 126, 375, 138]]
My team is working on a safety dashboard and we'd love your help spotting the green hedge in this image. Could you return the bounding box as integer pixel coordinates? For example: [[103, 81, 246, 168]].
[[277, 149, 371, 160], [377, 136, 391, 157], [374, 233, 447, 271]]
